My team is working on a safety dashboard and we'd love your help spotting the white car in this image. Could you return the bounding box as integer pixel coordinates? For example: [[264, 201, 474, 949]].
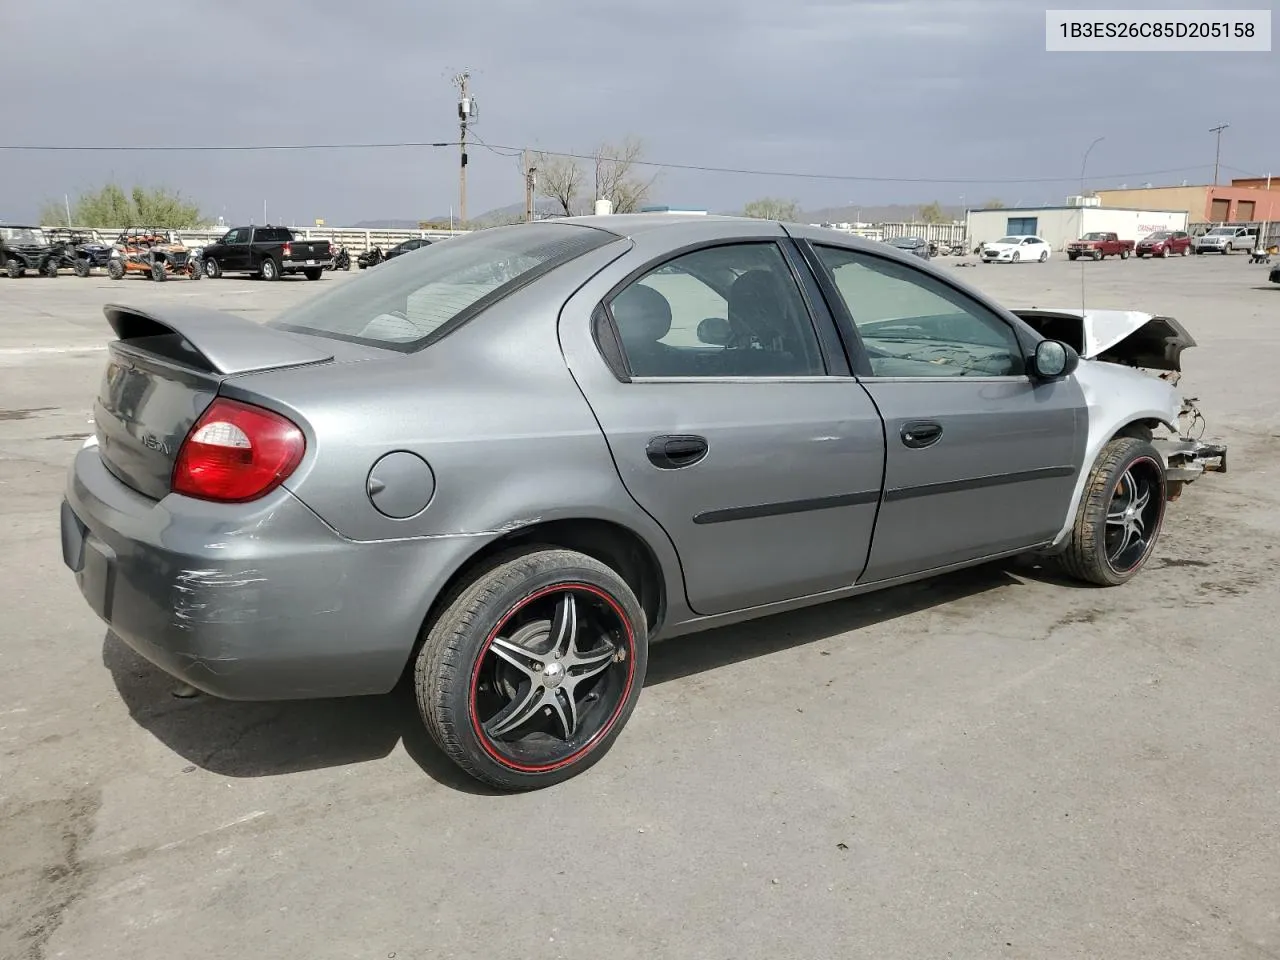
[[981, 235, 1052, 263]]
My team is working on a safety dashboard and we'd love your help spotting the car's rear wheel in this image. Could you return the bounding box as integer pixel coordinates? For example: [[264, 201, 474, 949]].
[[415, 547, 648, 791], [106, 259, 124, 280], [260, 257, 279, 281], [303, 267, 322, 281], [73, 258, 91, 278], [1059, 437, 1167, 586], [1120, 248, 1129, 259], [1039, 249, 1048, 262]]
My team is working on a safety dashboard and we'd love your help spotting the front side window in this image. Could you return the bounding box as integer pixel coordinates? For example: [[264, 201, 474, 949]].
[[813, 244, 1025, 378], [270, 222, 616, 351], [605, 242, 825, 378]]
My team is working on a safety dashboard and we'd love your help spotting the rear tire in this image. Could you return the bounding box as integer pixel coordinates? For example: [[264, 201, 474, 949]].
[[1120, 248, 1129, 259], [260, 257, 279, 281], [106, 259, 124, 280], [1058, 437, 1167, 587], [415, 546, 648, 791], [6, 259, 23, 279], [303, 267, 323, 281], [1039, 250, 1048, 262]]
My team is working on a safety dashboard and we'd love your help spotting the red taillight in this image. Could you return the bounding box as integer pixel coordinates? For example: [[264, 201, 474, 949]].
[[172, 398, 305, 502], [282, 242, 292, 257]]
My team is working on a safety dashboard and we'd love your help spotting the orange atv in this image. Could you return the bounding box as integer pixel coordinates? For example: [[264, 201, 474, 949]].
[[107, 228, 202, 281]]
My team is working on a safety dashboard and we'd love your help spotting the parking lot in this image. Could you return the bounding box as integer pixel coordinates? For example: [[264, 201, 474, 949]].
[[2, 253, 1278, 959]]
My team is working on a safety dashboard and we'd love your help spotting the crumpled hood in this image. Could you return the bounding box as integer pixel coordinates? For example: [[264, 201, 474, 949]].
[[1011, 307, 1197, 372]]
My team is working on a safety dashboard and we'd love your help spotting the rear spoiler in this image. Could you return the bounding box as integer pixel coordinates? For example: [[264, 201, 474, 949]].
[[104, 303, 334, 376]]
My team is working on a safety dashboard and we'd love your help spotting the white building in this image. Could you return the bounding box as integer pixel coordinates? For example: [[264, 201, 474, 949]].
[[965, 200, 1190, 252]]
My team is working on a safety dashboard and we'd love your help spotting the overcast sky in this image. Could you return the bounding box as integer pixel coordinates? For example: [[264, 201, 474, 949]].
[[1, 0, 1275, 225]]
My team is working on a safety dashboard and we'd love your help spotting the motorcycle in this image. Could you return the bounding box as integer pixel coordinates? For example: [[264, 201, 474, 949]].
[[357, 245, 384, 269], [330, 244, 352, 271]]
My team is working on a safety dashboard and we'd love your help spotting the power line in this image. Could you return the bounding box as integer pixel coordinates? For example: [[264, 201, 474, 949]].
[[0, 138, 1222, 186]]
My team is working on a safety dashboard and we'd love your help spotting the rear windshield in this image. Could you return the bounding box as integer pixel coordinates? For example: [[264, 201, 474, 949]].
[[269, 223, 617, 351]]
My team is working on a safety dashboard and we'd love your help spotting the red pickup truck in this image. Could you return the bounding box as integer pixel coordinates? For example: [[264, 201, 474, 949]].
[[1067, 232, 1135, 261]]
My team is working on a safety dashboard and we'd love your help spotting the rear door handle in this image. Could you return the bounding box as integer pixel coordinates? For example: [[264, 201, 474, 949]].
[[901, 420, 943, 449], [646, 435, 709, 469]]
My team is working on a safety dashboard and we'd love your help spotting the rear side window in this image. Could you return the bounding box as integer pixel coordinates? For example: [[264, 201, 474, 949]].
[[269, 223, 617, 351], [254, 227, 293, 243]]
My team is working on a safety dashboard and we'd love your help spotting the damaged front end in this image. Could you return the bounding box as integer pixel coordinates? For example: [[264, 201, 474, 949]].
[[1013, 307, 1229, 501], [1156, 397, 1227, 500]]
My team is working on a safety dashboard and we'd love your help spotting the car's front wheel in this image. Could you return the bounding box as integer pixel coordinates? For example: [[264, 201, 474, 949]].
[[204, 258, 222, 278], [1059, 436, 1167, 586], [415, 547, 648, 791]]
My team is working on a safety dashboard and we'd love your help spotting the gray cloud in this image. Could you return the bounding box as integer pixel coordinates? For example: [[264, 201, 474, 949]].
[[1, 0, 1274, 224]]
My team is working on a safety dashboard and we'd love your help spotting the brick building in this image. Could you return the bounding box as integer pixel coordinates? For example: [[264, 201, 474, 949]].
[[1094, 177, 1278, 224]]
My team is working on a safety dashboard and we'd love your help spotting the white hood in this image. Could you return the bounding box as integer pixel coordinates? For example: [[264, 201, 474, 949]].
[[1011, 307, 1197, 372]]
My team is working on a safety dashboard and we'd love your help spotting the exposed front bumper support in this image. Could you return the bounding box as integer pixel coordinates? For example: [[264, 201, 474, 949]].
[[1152, 436, 1227, 500]]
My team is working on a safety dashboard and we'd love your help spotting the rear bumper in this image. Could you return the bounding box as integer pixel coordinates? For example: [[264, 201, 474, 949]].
[[62, 444, 471, 701], [282, 258, 333, 271]]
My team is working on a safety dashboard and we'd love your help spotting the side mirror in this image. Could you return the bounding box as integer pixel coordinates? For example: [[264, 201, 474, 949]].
[[1032, 339, 1079, 380]]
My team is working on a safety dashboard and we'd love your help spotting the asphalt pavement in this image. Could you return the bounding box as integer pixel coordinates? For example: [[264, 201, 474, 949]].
[[2, 251, 1278, 960]]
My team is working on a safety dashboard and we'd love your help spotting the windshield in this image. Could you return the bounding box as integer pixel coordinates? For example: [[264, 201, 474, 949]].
[[1081, 233, 1108, 240], [1, 227, 47, 244], [1145, 231, 1171, 239], [1207, 227, 1234, 235], [994, 236, 1020, 244], [269, 223, 618, 351], [889, 237, 921, 246]]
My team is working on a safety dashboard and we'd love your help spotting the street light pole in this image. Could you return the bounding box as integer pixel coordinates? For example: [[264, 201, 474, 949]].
[[1080, 136, 1104, 197]]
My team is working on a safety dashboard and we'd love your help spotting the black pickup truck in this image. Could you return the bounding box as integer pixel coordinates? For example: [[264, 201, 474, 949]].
[[200, 225, 333, 281]]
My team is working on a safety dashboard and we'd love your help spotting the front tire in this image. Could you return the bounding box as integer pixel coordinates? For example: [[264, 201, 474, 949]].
[[74, 258, 91, 277], [1059, 437, 1167, 586], [415, 547, 648, 791], [1011, 251, 1020, 262], [151, 260, 167, 282], [6, 259, 23, 279], [106, 259, 124, 280], [44, 259, 60, 278], [204, 257, 222, 278]]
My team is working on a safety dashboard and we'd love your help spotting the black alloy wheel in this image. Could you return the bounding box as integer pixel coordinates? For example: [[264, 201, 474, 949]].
[[416, 548, 648, 790]]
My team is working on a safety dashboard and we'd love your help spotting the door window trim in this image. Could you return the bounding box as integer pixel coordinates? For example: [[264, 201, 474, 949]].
[[594, 238, 851, 383], [796, 239, 1039, 383]]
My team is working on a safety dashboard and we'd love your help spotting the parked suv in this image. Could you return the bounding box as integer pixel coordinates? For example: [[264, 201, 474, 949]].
[[1135, 230, 1191, 258], [1194, 225, 1255, 255], [0, 225, 59, 278]]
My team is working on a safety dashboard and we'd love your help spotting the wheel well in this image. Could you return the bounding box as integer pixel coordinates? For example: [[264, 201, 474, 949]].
[[1110, 420, 1158, 443], [418, 518, 667, 644]]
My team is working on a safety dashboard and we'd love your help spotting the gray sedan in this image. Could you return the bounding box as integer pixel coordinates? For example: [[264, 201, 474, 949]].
[[60, 214, 1227, 790]]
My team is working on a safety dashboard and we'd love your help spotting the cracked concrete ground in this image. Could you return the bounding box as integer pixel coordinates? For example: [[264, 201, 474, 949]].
[[1, 254, 1278, 960]]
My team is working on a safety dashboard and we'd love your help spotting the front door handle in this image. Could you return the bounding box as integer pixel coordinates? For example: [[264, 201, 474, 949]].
[[901, 420, 943, 449], [646, 435, 708, 469]]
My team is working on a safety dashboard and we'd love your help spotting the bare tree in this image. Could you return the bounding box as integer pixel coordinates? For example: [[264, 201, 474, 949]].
[[591, 137, 658, 213], [535, 153, 584, 217], [741, 197, 801, 221], [982, 198, 1007, 209]]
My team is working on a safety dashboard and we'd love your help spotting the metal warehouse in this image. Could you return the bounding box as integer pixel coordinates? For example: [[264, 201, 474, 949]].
[[965, 200, 1190, 252]]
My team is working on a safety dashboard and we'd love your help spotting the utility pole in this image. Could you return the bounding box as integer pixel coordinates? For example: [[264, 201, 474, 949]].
[[1209, 123, 1229, 185], [523, 149, 537, 222], [454, 72, 475, 224]]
